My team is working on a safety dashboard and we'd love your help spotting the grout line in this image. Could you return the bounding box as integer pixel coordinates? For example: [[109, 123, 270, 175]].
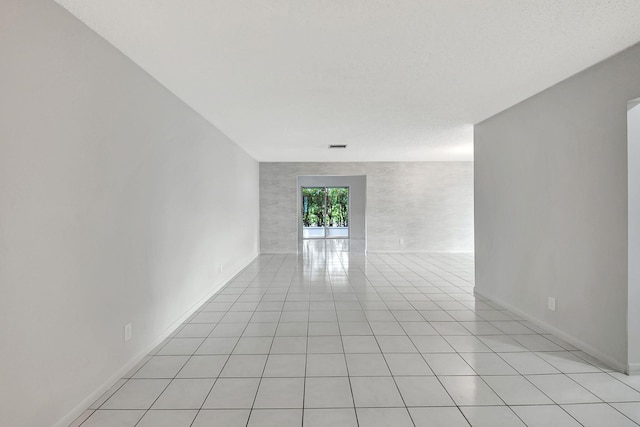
[[80, 249, 640, 427]]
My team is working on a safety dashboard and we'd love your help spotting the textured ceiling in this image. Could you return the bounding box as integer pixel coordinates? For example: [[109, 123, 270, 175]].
[[54, 0, 640, 161]]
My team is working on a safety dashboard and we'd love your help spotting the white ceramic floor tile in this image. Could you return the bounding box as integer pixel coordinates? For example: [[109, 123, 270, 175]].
[[280, 311, 309, 323], [369, 321, 406, 335], [511, 405, 583, 427], [422, 353, 476, 375], [478, 335, 527, 353], [157, 338, 205, 355], [270, 337, 307, 354], [612, 402, 640, 424], [177, 355, 228, 378], [345, 353, 391, 376], [219, 355, 268, 377], [233, 336, 273, 354], [569, 373, 640, 402], [74, 251, 632, 427], [510, 335, 563, 351], [132, 355, 190, 379], [136, 410, 198, 427], [175, 323, 215, 338], [276, 322, 308, 337], [460, 406, 526, 427], [303, 408, 358, 427], [535, 351, 603, 373], [384, 353, 433, 376], [497, 352, 560, 375], [489, 321, 535, 335], [262, 354, 306, 377], [254, 378, 304, 409], [394, 376, 455, 406], [152, 378, 214, 409], [439, 376, 504, 406], [210, 323, 246, 337], [525, 374, 601, 404], [339, 321, 373, 335], [250, 311, 282, 323], [459, 321, 503, 335], [356, 407, 414, 427], [80, 410, 145, 427], [409, 407, 471, 427], [420, 310, 455, 321], [308, 321, 340, 335], [411, 335, 456, 353], [308, 336, 344, 353], [101, 379, 170, 409], [195, 337, 238, 355], [350, 376, 405, 407], [247, 409, 302, 427], [304, 376, 354, 408], [191, 409, 251, 427], [430, 322, 471, 336], [444, 335, 493, 353], [309, 310, 338, 322], [191, 311, 225, 323], [342, 335, 380, 353], [460, 353, 518, 375], [563, 403, 639, 427], [306, 353, 348, 376], [377, 335, 418, 353], [201, 378, 260, 409], [242, 322, 278, 337], [609, 372, 640, 392], [482, 375, 553, 405], [400, 321, 439, 335]]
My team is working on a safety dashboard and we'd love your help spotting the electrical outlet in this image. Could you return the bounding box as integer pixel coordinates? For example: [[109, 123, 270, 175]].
[[124, 323, 132, 342], [219, 264, 223, 273], [399, 239, 404, 245], [548, 297, 556, 312]]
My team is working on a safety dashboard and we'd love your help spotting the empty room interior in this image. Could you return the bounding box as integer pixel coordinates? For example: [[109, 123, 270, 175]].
[[3, 1, 640, 426]]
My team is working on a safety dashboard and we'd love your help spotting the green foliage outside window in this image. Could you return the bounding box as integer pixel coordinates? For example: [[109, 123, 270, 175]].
[[302, 187, 348, 227]]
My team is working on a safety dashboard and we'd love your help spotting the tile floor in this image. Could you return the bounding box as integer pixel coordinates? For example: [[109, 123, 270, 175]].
[[72, 240, 640, 426]]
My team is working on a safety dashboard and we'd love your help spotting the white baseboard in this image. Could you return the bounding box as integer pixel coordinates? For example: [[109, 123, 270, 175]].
[[367, 250, 474, 254], [628, 363, 640, 375], [474, 288, 627, 374], [54, 252, 258, 427]]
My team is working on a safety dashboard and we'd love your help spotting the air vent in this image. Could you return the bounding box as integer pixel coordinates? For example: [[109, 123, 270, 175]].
[[328, 144, 347, 149]]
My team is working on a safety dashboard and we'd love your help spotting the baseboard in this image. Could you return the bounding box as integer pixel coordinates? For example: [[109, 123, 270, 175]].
[[53, 252, 258, 427], [628, 363, 640, 375], [367, 250, 474, 254], [474, 288, 627, 374]]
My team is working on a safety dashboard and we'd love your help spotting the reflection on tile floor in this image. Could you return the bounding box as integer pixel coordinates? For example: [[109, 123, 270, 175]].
[[73, 240, 640, 426]]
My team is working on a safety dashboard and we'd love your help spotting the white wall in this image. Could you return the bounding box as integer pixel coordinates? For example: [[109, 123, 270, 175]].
[[0, 1, 259, 426], [261, 162, 474, 253], [475, 43, 640, 372], [629, 101, 640, 373]]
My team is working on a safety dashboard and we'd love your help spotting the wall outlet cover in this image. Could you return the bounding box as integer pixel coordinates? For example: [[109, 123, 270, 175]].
[[124, 323, 132, 342]]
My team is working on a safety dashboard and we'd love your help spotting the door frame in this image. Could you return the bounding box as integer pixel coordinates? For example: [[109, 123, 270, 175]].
[[301, 186, 351, 239], [296, 175, 367, 251]]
